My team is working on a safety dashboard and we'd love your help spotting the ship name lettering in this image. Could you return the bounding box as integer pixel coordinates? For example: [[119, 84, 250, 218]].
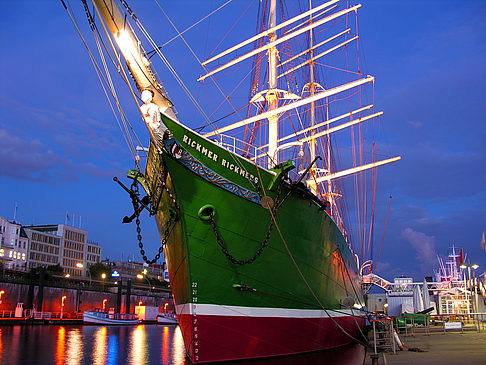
[[183, 135, 259, 184]]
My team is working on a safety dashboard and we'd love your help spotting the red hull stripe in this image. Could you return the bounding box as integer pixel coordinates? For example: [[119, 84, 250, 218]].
[[180, 313, 365, 363]]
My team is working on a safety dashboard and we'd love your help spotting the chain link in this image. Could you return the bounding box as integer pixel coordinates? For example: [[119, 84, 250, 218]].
[[136, 214, 173, 265], [208, 181, 283, 266], [129, 179, 175, 265]]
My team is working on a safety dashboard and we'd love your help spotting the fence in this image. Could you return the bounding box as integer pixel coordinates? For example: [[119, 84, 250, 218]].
[[394, 313, 486, 335]]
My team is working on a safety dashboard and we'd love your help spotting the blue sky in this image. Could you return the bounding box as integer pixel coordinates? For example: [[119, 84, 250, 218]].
[[1, 0, 485, 280]]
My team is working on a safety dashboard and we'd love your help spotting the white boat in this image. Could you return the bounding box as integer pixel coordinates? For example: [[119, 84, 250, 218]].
[[156, 313, 178, 325], [83, 310, 140, 325]]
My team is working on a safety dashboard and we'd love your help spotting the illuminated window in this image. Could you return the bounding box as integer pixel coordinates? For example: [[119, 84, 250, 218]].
[[0, 249, 4, 257], [22, 253, 26, 261], [9, 250, 13, 258]]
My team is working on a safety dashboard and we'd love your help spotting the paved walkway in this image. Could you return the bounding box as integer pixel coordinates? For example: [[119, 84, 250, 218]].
[[366, 330, 486, 365]]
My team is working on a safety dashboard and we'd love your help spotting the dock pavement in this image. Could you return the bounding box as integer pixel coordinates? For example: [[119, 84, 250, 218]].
[[365, 329, 486, 365]]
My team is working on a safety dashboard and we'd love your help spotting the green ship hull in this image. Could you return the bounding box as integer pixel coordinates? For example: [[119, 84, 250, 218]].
[[142, 114, 366, 363]]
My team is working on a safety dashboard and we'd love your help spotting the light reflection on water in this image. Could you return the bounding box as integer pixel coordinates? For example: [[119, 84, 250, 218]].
[[0, 324, 187, 365], [93, 327, 107, 365], [55, 327, 66, 365], [0, 324, 366, 364], [128, 325, 148, 365], [66, 327, 83, 365]]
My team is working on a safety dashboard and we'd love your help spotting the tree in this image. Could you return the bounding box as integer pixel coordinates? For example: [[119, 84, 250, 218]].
[[88, 262, 110, 281], [46, 264, 64, 276]]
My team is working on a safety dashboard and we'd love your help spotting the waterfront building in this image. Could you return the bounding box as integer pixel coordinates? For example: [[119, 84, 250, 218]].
[[366, 293, 387, 313], [0, 215, 102, 278], [363, 247, 484, 317], [23, 224, 102, 277], [0, 217, 29, 270], [386, 277, 414, 317], [103, 259, 165, 282]]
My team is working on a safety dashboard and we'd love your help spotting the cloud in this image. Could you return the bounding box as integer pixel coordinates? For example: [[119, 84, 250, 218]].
[[401, 228, 437, 270], [0, 128, 68, 182]]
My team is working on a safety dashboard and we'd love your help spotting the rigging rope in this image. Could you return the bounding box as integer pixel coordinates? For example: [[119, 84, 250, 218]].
[[374, 194, 392, 274], [62, 0, 141, 167], [153, 0, 245, 131], [267, 193, 368, 347], [151, 0, 234, 51], [252, 161, 367, 346]]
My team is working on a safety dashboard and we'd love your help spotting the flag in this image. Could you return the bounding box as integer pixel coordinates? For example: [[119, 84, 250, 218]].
[[459, 248, 464, 266], [481, 231, 486, 252]]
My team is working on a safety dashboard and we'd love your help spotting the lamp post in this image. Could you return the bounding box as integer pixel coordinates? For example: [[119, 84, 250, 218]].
[[460, 263, 480, 323], [471, 264, 480, 331], [101, 273, 106, 291], [460, 264, 469, 316], [60, 295, 67, 320], [76, 263, 91, 285], [137, 273, 151, 292]]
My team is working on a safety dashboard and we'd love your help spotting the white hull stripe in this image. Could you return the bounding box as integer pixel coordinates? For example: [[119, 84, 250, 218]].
[[175, 303, 364, 319]]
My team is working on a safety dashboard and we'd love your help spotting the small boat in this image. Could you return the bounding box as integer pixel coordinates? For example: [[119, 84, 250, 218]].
[[83, 310, 140, 325], [156, 313, 178, 325]]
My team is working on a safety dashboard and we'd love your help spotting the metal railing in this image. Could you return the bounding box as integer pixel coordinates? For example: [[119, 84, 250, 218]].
[[211, 134, 258, 161], [394, 313, 486, 335]]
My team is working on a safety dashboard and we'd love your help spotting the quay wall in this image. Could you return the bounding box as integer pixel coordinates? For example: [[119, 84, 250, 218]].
[[0, 281, 172, 316]]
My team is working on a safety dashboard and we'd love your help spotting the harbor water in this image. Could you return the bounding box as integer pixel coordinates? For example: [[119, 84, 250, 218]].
[[0, 324, 366, 364]]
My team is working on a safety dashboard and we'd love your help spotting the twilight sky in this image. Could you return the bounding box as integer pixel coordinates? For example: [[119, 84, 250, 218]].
[[1, 0, 485, 281]]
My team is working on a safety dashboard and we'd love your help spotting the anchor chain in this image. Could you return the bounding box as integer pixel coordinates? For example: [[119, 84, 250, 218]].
[[128, 178, 176, 265], [136, 213, 173, 265], [208, 181, 283, 266]]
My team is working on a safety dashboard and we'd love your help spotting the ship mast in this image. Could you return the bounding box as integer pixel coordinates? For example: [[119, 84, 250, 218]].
[[91, 0, 176, 118], [267, 0, 279, 168], [308, 0, 318, 194]]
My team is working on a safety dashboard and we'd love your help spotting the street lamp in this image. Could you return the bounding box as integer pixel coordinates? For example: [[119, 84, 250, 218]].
[[136, 273, 151, 292], [0, 290, 5, 304], [101, 273, 106, 291], [60, 295, 67, 319], [76, 263, 91, 285], [460, 263, 480, 317]]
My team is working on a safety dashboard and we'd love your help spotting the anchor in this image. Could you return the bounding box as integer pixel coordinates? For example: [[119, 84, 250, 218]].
[[113, 176, 152, 223]]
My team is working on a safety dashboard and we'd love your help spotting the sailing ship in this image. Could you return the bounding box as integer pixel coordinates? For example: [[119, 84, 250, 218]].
[[64, 0, 400, 362]]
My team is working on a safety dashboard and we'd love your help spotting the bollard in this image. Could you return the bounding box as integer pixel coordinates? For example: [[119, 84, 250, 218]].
[[370, 353, 379, 365], [125, 279, 132, 314]]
